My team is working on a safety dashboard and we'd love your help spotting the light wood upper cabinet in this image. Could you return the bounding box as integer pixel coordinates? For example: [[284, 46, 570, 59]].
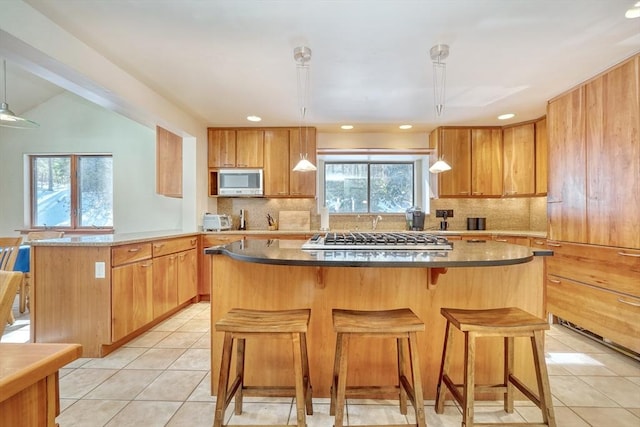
[[547, 54, 639, 249], [263, 129, 291, 196], [547, 88, 587, 243], [471, 128, 503, 196], [534, 118, 548, 195], [436, 128, 472, 197], [236, 130, 264, 167], [585, 56, 639, 249], [208, 129, 236, 168], [208, 129, 264, 168], [289, 127, 317, 197], [156, 126, 182, 198], [502, 123, 535, 196]]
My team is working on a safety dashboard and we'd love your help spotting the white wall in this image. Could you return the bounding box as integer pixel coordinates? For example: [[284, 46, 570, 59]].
[[1, 1, 210, 233], [0, 92, 182, 235]]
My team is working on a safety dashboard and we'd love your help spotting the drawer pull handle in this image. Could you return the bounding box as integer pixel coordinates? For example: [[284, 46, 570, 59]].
[[141, 263, 152, 268], [548, 278, 561, 284], [495, 239, 508, 242], [533, 240, 545, 245], [546, 242, 562, 247], [190, 239, 197, 245], [617, 298, 640, 307], [128, 248, 141, 252], [618, 251, 640, 258], [154, 244, 165, 249]]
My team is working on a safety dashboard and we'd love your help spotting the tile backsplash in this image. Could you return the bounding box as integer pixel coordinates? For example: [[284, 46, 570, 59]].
[[214, 197, 547, 233]]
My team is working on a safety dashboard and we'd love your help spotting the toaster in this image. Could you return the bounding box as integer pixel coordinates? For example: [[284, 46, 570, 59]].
[[203, 214, 232, 231]]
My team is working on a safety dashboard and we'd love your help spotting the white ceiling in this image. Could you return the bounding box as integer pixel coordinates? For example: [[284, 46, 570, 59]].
[[6, 0, 640, 133]]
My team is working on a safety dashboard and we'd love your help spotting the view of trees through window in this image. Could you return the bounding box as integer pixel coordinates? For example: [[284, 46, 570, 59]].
[[31, 155, 113, 229], [324, 162, 414, 213]]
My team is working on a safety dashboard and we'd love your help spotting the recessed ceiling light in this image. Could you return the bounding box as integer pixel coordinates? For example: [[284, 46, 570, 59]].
[[626, 2, 640, 18], [399, 124, 412, 130], [341, 125, 354, 130], [247, 115, 262, 122], [498, 113, 515, 120]]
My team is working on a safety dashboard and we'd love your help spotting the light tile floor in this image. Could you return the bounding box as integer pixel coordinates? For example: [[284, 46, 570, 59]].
[[3, 301, 639, 426]]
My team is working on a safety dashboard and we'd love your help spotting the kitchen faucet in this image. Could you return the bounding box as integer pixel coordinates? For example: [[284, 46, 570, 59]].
[[372, 215, 383, 230]]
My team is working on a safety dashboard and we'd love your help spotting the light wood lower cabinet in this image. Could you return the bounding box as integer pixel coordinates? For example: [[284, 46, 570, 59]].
[[545, 241, 640, 352], [32, 234, 199, 357], [112, 259, 153, 342], [177, 249, 198, 305]]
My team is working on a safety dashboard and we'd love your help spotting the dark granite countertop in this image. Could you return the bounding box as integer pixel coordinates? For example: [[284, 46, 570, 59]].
[[205, 239, 551, 268]]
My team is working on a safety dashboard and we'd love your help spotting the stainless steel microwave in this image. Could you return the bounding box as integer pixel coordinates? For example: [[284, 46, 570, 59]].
[[218, 168, 263, 196]]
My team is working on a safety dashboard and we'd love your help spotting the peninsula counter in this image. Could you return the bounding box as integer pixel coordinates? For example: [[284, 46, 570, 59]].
[[206, 239, 551, 399]]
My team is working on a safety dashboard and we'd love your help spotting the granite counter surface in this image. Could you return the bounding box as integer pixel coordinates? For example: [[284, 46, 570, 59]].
[[205, 238, 551, 268], [28, 230, 198, 246]]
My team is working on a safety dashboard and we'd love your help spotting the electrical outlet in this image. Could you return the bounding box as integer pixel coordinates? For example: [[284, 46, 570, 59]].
[[95, 262, 106, 279], [435, 209, 454, 218]]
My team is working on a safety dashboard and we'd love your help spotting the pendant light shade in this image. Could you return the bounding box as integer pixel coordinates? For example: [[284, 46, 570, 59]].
[[0, 60, 39, 129], [292, 46, 316, 172], [429, 159, 452, 174]]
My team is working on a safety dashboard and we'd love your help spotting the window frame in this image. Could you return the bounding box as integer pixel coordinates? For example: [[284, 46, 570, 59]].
[[318, 154, 431, 215], [29, 154, 114, 231]]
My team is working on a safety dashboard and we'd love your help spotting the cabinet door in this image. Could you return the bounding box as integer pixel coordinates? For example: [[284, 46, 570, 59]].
[[547, 88, 587, 242], [177, 249, 197, 305], [471, 128, 502, 196], [156, 126, 183, 198], [112, 260, 153, 342], [534, 118, 548, 195], [264, 129, 291, 196], [208, 129, 236, 168], [289, 127, 317, 197], [502, 123, 535, 196], [438, 128, 471, 197], [585, 56, 640, 249], [236, 130, 264, 167], [152, 254, 178, 318]]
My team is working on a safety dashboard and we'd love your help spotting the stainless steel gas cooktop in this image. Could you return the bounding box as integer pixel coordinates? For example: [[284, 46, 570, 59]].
[[301, 232, 453, 250]]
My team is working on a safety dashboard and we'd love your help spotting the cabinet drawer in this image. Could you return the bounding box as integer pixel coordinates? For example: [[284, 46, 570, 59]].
[[545, 241, 640, 297], [112, 243, 152, 266], [203, 235, 245, 247], [547, 275, 640, 353], [152, 236, 198, 257]]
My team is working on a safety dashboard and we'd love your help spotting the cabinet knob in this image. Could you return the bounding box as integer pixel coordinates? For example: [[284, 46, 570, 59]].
[[618, 251, 640, 258]]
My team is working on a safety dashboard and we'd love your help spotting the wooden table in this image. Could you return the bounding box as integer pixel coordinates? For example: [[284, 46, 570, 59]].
[[0, 343, 82, 427]]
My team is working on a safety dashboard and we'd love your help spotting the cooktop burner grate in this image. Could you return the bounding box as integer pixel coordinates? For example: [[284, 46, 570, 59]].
[[302, 232, 452, 250]]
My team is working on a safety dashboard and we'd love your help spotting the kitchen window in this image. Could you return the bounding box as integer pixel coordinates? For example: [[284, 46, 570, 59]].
[[319, 155, 430, 214], [30, 154, 113, 230]]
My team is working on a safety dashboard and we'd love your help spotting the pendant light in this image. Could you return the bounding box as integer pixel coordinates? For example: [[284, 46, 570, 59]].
[[0, 60, 39, 129], [292, 46, 317, 172], [429, 159, 452, 173], [430, 44, 449, 117]]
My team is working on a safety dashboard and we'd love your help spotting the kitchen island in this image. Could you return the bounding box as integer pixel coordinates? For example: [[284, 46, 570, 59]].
[[206, 238, 551, 399]]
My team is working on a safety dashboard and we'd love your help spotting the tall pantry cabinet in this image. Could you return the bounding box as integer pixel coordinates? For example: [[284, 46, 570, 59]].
[[545, 54, 640, 353]]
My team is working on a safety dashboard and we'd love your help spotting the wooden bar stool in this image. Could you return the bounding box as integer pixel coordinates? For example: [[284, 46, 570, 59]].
[[435, 307, 556, 427], [330, 308, 427, 427], [213, 308, 313, 427]]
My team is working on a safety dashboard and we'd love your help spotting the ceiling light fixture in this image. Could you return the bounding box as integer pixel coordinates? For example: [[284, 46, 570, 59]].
[[0, 60, 39, 129], [626, 1, 640, 18], [399, 124, 412, 130], [292, 46, 317, 172], [498, 113, 515, 120], [341, 125, 354, 130], [430, 44, 449, 117], [246, 115, 262, 122]]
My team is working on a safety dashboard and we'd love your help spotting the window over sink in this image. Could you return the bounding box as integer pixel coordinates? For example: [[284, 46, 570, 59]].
[[318, 154, 431, 214]]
